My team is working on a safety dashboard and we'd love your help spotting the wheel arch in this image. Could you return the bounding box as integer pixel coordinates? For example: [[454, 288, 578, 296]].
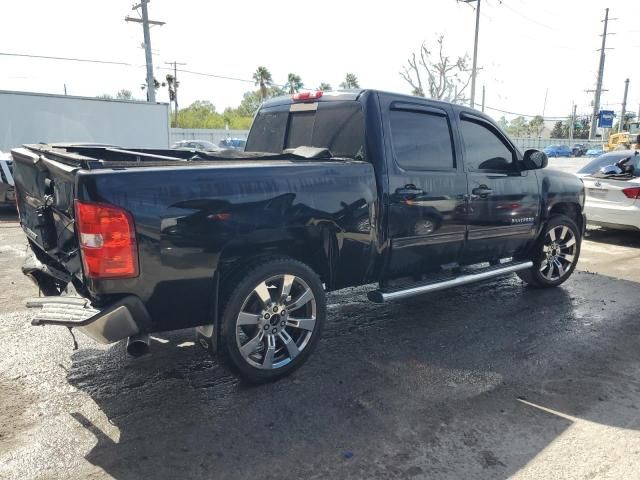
[[547, 202, 584, 233]]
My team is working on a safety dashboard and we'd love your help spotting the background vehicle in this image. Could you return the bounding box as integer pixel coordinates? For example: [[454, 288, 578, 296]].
[[218, 138, 247, 150], [578, 150, 640, 230], [571, 143, 588, 157], [13, 90, 585, 383], [543, 144, 573, 157], [0, 151, 14, 206], [586, 147, 604, 157], [171, 140, 222, 151], [0, 90, 170, 152]]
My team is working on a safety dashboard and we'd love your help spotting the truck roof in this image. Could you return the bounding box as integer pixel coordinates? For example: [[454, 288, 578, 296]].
[[261, 89, 495, 123]]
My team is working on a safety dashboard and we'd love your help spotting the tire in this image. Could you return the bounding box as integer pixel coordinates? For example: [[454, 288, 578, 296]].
[[517, 214, 581, 288], [218, 257, 326, 384]]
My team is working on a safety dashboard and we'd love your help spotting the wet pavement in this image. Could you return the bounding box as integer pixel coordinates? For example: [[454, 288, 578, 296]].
[[1, 201, 640, 479]]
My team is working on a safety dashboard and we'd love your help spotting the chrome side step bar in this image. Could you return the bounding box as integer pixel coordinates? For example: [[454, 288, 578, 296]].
[[368, 261, 533, 303]]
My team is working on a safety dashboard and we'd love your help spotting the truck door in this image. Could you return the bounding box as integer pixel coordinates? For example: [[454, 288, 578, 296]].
[[456, 111, 540, 265], [382, 98, 468, 277]]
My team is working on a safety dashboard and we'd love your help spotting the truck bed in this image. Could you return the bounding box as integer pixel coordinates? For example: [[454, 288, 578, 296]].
[[12, 143, 378, 333], [18, 144, 342, 170]]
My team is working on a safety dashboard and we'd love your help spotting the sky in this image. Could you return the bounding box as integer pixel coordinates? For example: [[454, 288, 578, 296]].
[[1, 0, 639, 123]]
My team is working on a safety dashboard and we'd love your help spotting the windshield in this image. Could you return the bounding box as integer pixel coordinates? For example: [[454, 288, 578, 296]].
[[246, 102, 366, 160], [577, 152, 640, 176]]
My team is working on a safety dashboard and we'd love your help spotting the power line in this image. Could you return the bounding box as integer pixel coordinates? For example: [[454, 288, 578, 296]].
[[0, 51, 136, 66], [156, 66, 287, 88], [498, 1, 555, 30], [484, 105, 572, 120], [0, 50, 274, 87]]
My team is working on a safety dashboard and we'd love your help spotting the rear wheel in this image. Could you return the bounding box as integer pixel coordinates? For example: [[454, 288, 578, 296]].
[[218, 258, 326, 384], [518, 214, 581, 288]]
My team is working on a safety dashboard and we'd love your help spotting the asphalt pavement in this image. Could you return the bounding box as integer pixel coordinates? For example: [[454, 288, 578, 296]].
[[1, 162, 639, 480]]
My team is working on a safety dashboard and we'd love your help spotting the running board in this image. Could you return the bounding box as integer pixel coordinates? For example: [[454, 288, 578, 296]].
[[368, 261, 533, 303]]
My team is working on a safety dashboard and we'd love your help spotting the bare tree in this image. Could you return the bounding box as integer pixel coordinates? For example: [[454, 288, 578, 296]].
[[400, 35, 472, 104]]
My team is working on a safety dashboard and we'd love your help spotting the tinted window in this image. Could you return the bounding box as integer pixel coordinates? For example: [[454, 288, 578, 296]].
[[246, 102, 365, 159], [460, 119, 514, 171], [389, 109, 455, 170], [245, 109, 289, 153], [578, 153, 640, 176]]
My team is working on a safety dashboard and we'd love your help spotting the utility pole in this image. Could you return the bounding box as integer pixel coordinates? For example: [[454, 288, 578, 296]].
[[569, 103, 577, 140], [459, 0, 481, 108], [126, 1, 165, 103], [619, 78, 629, 133], [589, 8, 612, 140], [165, 61, 186, 124], [481, 85, 485, 112]]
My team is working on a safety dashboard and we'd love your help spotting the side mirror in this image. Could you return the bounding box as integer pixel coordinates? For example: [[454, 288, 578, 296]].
[[523, 149, 548, 170]]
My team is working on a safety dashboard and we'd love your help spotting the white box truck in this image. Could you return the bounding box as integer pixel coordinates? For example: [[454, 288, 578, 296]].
[[0, 90, 170, 205]]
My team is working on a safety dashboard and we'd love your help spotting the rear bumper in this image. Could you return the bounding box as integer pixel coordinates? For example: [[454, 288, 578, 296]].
[[584, 202, 640, 230], [28, 295, 152, 344]]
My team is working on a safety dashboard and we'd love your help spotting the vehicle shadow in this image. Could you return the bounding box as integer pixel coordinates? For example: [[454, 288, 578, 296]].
[[585, 226, 640, 249], [66, 272, 640, 479]]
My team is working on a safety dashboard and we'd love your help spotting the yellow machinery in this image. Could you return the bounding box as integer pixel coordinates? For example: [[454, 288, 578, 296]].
[[604, 121, 640, 152]]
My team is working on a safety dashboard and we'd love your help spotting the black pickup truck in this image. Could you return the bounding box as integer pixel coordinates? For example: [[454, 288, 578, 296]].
[[12, 89, 585, 383]]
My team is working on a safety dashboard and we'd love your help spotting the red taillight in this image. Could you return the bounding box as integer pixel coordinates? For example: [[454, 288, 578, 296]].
[[622, 187, 640, 199], [292, 90, 323, 101], [74, 200, 138, 279]]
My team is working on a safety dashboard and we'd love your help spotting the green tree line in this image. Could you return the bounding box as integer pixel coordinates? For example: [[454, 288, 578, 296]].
[[99, 69, 360, 129]]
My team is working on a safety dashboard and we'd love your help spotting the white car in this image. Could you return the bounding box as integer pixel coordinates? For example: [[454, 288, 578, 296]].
[[577, 150, 640, 230]]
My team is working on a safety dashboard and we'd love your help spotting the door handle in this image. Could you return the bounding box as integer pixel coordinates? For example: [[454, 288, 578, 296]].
[[396, 184, 424, 196], [472, 185, 493, 197]]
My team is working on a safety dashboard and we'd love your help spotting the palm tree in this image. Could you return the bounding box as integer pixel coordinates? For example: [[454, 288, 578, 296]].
[[339, 73, 360, 89], [253, 66, 273, 100], [318, 82, 332, 92], [285, 73, 304, 94]]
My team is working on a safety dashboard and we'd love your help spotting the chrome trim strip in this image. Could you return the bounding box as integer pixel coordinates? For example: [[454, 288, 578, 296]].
[[374, 261, 533, 302]]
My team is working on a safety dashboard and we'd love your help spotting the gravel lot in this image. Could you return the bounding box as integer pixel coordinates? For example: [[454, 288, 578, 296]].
[[1, 160, 640, 479]]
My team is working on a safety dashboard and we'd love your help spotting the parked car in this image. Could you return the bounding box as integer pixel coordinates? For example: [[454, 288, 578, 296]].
[[13, 89, 585, 384], [543, 145, 574, 157], [170, 140, 221, 152], [218, 138, 247, 151], [586, 147, 604, 157], [578, 150, 640, 231], [571, 143, 589, 157]]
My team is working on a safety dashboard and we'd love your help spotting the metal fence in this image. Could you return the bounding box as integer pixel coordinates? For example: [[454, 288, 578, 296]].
[[169, 129, 605, 153], [511, 137, 603, 151], [170, 128, 249, 146]]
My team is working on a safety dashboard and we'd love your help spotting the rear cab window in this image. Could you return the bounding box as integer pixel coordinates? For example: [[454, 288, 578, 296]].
[[246, 102, 366, 160]]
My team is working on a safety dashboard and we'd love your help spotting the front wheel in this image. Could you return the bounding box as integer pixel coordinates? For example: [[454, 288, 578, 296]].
[[218, 258, 326, 384], [517, 214, 581, 288]]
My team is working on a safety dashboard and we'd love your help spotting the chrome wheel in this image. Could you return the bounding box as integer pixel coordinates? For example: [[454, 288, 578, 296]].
[[540, 224, 577, 281], [235, 274, 317, 370]]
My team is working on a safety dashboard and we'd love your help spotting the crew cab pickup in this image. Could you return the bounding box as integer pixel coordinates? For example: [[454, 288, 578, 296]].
[[13, 90, 586, 383]]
